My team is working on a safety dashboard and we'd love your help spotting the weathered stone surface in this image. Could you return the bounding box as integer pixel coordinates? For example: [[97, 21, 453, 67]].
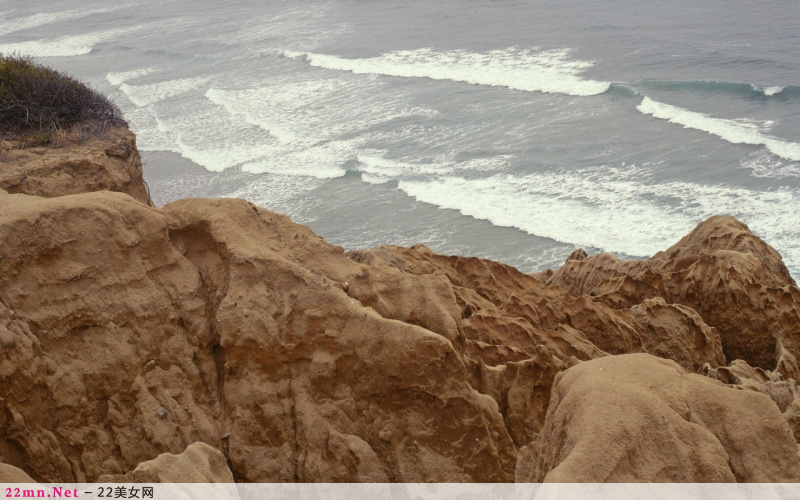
[[0, 128, 152, 206], [516, 354, 800, 482], [0, 463, 36, 483], [702, 359, 800, 442], [0, 189, 516, 482], [538, 216, 800, 378], [98, 442, 233, 483]]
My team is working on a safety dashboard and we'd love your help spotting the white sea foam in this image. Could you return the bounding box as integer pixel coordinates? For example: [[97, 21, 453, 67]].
[[205, 85, 316, 144], [357, 153, 452, 182], [357, 151, 511, 183], [0, 28, 130, 57], [200, 77, 444, 180], [121, 82, 353, 178], [118, 76, 211, 107], [231, 5, 349, 53], [203, 82, 364, 176], [106, 68, 154, 86], [240, 140, 354, 179], [397, 169, 800, 273], [206, 81, 437, 146], [285, 47, 611, 96], [1, 7, 116, 35], [124, 108, 181, 154], [226, 174, 326, 220], [637, 97, 800, 161], [752, 84, 785, 97], [116, 93, 269, 173], [741, 150, 800, 179]]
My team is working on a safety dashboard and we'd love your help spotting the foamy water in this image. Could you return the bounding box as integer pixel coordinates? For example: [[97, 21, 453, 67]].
[[399, 168, 800, 268], [0, 7, 117, 35], [119, 76, 212, 107], [0, 28, 132, 57], [637, 97, 800, 161], [106, 68, 153, 86], [286, 47, 611, 96]]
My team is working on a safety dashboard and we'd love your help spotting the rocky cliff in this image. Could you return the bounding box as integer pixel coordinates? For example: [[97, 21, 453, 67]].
[[0, 128, 798, 483]]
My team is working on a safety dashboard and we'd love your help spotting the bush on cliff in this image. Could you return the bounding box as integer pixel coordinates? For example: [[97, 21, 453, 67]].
[[0, 53, 126, 144]]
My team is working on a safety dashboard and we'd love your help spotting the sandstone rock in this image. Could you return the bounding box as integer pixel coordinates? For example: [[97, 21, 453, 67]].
[[702, 359, 800, 442], [351, 244, 725, 372], [626, 297, 725, 372], [0, 463, 36, 483], [539, 216, 800, 377], [0, 190, 218, 481], [0, 190, 515, 482], [477, 346, 573, 447], [516, 354, 800, 482], [348, 243, 727, 447], [162, 198, 517, 482], [0, 128, 152, 206], [97, 442, 233, 483]]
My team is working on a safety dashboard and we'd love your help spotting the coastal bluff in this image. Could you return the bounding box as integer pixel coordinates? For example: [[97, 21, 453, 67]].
[[0, 128, 798, 482]]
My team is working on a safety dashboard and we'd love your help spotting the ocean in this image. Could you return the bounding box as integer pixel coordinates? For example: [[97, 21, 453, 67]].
[[2, 0, 799, 277]]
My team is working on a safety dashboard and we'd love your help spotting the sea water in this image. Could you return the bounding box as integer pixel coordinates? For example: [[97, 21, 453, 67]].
[[2, 0, 799, 276]]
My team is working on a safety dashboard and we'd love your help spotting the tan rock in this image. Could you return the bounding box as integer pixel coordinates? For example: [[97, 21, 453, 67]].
[[0, 191, 216, 481], [0, 127, 152, 205], [516, 354, 800, 482], [0, 463, 36, 483], [352, 242, 725, 373], [97, 442, 233, 483], [626, 297, 725, 372], [477, 346, 574, 447], [539, 216, 800, 377], [702, 359, 800, 442], [0, 191, 516, 482], [161, 198, 517, 482]]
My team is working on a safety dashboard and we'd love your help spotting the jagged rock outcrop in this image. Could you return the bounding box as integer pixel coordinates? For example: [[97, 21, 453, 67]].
[[1, 127, 798, 482], [515, 354, 800, 482], [162, 197, 517, 482], [349, 244, 725, 373], [701, 359, 800, 442], [348, 243, 726, 446], [536, 216, 800, 378], [0, 128, 152, 206], [97, 442, 233, 483]]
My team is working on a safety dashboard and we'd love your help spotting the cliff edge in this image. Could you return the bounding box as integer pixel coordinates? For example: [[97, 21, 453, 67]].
[[0, 128, 798, 482]]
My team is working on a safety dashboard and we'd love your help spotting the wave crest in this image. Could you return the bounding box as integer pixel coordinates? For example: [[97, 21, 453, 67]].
[[637, 97, 800, 161], [285, 47, 610, 96]]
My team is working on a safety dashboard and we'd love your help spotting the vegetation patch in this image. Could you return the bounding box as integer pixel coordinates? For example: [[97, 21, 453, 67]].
[[0, 53, 126, 145]]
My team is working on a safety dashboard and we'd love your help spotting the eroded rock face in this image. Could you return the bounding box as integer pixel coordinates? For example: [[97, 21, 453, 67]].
[[0, 128, 152, 206], [701, 359, 800, 443], [0, 191, 217, 481], [348, 243, 727, 446], [538, 216, 800, 377], [0, 129, 798, 482], [0, 190, 516, 482], [516, 354, 800, 482]]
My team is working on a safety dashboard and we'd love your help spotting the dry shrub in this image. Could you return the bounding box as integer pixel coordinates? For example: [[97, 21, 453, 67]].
[[0, 52, 126, 145], [50, 123, 95, 147]]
